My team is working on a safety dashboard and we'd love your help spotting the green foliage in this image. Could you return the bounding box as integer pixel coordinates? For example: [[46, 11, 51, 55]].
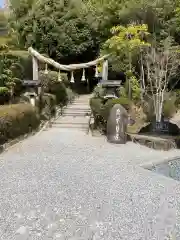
[[93, 84, 106, 98], [0, 86, 10, 104], [39, 70, 68, 105], [0, 103, 40, 144], [66, 88, 76, 103], [103, 24, 150, 72], [142, 92, 177, 122], [41, 93, 57, 120], [0, 50, 31, 99], [89, 97, 105, 129], [89, 97, 102, 116], [101, 97, 131, 120], [163, 97, 177, 118], [89, 96, 131, 130], [119, 75, 141, 102], [142, 98, 155, 122], [163, 100, 176, 118], [0, 86, 9, 94], [9, 0, 98, 63], [129, 76, 141, 102]]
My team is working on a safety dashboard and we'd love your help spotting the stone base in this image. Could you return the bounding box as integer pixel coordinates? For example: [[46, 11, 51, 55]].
[[128, 133, 180, 151]]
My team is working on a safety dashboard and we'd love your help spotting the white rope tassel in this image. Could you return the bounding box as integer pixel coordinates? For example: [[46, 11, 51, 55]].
[[44, 63, 48, 74], [81, 68, 86, 81], [70, 71, 75, 83], [95, 64, 99, 78], [58, 69, 62, 82]]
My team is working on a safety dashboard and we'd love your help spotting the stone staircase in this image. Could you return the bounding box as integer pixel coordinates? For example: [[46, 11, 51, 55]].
[[52, 95, 91, 132]]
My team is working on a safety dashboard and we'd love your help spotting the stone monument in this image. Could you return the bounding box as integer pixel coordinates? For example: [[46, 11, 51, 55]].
[[107, 104, 128, 144]]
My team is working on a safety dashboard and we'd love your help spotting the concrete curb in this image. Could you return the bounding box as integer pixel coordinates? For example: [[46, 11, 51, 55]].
[[140, 155, 180, 169]]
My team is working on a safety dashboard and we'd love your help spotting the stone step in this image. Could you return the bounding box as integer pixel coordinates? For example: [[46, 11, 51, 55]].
[[64, 107, 90, 110], [54, 120, 89, 125], [63, 113, 90, 117], [65, 107, 90, 111], [51, 123, 88, 130], [63, 110, 90, 114]]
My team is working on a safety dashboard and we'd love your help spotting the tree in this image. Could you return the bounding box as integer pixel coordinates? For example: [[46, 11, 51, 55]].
[[141, 37, 180, 122], [102, 24, 150, 99], [8, 0, 99, 63]]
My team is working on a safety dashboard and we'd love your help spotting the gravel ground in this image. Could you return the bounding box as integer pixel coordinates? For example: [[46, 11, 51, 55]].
[[0, 127, 180, 239]]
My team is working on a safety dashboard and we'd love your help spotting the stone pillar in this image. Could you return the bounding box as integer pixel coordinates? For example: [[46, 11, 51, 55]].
[[102, 59, 108, 81], [32, 57, 38, 81]]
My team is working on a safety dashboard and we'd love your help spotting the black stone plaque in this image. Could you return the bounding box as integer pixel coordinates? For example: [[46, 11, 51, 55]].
[[152, 120, 169, 133], [140, 117, 180, 136], [106, 104, 128, 144]]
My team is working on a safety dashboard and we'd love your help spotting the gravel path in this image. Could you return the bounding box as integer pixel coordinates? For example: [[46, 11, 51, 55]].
[[1, 127, 180, 239]]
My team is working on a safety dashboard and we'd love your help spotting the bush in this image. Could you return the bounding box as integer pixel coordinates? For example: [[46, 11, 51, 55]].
[[49, 81, 67, 105], [41, 93, 57, 120], [89, 97, 104, 128], [66, 88, 76, 103], [142, 98, 155, 122], [39, 70, 68, 105], [142, 95, 177, 122], [163, 99, 177, 118], [0, 103, 40, 144], [93, 84, 106, 98], [101, 97, 131, 120], [90, 97, 131, 130], [0, 87, 10, 104], [89, 97, 102, 116], [124, 75, 141, 102]]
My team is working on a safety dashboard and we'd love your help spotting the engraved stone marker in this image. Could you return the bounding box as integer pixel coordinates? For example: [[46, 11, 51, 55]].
[[107, 104, 128, 144]]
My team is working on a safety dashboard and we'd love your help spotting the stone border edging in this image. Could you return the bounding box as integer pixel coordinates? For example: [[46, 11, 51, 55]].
[[0, 122, 45, 155], [140, 155, 180, 169]]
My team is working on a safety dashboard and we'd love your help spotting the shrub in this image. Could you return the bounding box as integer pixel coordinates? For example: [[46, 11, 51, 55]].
[[66, 88, 76, 103], [93, 84, 106, 98], [101, 97, 131, 120], [142, 98, 155, 122], [89, 97, 102, 116], [0, 103, 40, 144], [89, 97, 131, 130], [0, 87, 10, 104], [163, 99, 177, 118], [124, 75, 141, 102], [142, 95, 177, 122], [41, 93, 57, 120], [89, 97, 104, 128], [39, 70, 68, 105], [49, 81, 67, 105]]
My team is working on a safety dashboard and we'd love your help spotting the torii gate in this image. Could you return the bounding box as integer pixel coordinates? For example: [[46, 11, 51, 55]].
[[28, 47, 109, 84]]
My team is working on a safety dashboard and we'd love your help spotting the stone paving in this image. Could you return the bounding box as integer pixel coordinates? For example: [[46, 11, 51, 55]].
[[1, 95, 180, 239]]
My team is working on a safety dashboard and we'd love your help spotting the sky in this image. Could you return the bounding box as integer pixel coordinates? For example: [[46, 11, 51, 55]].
[[0, 0, 4, 8]]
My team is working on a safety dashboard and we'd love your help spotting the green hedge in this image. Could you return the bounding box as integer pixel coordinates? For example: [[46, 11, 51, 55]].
[[89, 97, 131, 130], [41, 93, 57, 120], [0, 87, 10, 104], [39, 70, 69, 105], [0, 103, 40, 144], [101, 98, 131, 120]]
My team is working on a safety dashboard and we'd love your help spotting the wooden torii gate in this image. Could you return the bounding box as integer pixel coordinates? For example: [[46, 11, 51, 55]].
[[28, 47, 109, 83]]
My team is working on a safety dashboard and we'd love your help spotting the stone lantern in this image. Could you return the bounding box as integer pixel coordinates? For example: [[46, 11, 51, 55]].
[[22, 80, 41, 106]]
